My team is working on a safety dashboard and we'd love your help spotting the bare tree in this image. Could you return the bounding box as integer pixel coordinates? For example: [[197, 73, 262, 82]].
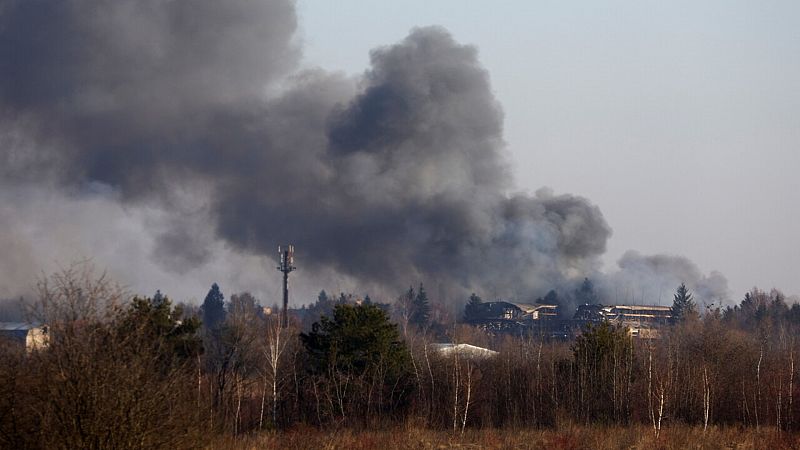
[[461, 358, 473, 436], [702, 365, 711, 432], [261, 315, 290, 429], [5, 262, 206, 449], [30, 260, 125, 325]]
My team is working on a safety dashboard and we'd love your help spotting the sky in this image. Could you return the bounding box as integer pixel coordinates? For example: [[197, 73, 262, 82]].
[[297, 0, 800, 298], [0, 1, 797, 307]]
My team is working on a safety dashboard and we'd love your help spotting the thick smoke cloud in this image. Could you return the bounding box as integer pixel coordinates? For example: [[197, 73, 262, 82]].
[[600, 251, 729, 307], [0, 0, 300, 194], [0, 0, 724, 306], [214, 27, 613, 300]]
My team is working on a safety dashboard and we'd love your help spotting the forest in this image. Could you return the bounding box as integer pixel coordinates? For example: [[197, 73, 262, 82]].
[[1, 263, 800, 449]]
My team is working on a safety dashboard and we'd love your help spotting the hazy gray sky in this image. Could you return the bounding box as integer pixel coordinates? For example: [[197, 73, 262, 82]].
[[0, 1, 797, 307], [297, 0, 800, 298]]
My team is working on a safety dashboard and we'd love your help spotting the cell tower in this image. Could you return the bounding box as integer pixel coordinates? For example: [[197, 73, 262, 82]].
[[277, 244, 296, 328]]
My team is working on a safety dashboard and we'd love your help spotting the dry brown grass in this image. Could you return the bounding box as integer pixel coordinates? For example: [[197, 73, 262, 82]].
[[210, 424, 800, 450]]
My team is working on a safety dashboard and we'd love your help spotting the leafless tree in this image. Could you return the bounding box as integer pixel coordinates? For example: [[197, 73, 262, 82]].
[[260, 315, 290, 429], [2, 262, 206, 449]]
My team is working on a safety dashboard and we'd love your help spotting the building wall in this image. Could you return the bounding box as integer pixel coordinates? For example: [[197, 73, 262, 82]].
[[26, 327, 49, 351]]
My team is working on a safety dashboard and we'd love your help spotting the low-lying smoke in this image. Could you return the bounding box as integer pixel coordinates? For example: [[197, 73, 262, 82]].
[[0, 0, 726, 306], [599, 250, 729, 307]]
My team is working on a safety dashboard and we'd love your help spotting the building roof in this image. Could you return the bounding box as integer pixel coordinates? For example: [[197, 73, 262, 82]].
[[506, 302, 540, 314], [0, 322, 43, 331], [431, 343, 499, 359], [496, 302, 558, 313], [606, 305, 672, 312]]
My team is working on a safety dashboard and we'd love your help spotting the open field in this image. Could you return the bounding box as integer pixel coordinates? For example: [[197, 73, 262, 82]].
[[213, 425, 800, 450]]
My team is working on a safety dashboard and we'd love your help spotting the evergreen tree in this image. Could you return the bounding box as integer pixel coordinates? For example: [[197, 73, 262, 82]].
[[152, 289, 165, 306], [200, 283, 226, 330], [301, 303, 411, 377], [741, 291, 754, 310], [543, 289, 560, 305], [410, 283, 430, 328], [575, 278, 598, 304], [671, 283, 697, 323], [573, 321, 633, 423], [119, 295, 202, 360], [315, 290, 333, 314], [317, 290, 329, 305], [300, 303, 413, 421], [303, 290, 334, 330], [464, 293, 483, 322]]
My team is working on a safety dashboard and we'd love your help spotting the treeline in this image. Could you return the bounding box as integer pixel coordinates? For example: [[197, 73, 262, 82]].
[[1, 265, 800, 449]]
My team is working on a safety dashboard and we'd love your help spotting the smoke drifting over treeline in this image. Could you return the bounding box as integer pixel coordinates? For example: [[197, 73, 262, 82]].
[[0, 0, 727, 306]]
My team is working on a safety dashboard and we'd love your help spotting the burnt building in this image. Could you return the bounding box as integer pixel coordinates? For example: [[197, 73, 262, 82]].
[[467, 301, 673, 340], [467, 301, 563, 336], [573, 304, 673, 338]]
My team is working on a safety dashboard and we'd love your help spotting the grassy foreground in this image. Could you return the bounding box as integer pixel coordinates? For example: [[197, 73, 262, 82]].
[[211, 425, 800, 449]]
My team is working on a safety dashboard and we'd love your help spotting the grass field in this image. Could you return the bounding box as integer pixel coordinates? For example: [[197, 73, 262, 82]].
[[212, 424, 800, 449]]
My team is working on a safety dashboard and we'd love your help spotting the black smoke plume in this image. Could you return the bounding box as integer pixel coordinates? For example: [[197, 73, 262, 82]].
[[0, 0, 725, 306]]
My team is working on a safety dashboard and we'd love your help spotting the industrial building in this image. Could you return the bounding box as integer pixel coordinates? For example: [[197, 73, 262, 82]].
[[467, 301, 673, 339], [466, 301, 564, 336]]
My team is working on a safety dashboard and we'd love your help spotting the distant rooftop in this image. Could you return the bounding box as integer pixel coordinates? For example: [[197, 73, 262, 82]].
[[0, 322, 44, 331], [606, 305, 672, 311], [431, 343, 498, 359]]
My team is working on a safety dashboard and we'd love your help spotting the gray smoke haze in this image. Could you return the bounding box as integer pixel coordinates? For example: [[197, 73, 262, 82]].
[[0, 0, 726, 307], [0, 0, 299, 192], [599, 250, 729, 307]]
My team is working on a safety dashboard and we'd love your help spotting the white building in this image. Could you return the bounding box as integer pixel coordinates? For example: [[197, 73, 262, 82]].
[[430, 343, 498, 359], [0, 323, 49, 351]]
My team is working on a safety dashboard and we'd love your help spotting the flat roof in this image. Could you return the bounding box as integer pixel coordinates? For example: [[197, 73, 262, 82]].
[[607, 305, 672, 311], [0, 322, 43, 331]]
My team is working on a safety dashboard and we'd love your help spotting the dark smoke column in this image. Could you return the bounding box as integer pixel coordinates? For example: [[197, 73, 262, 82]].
[[277, 245, 296, 328]]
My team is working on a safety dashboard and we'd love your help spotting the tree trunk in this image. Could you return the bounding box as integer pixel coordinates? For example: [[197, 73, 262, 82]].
[[756, 343, 763, 430], [259, 369, 267, 429], [461, 360, 472, 435], [703, 366, 711, 432]]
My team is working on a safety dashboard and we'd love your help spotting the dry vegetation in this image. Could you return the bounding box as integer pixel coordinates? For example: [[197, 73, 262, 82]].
[[212, 425, 800, 450], [3, 264, 800, 449]]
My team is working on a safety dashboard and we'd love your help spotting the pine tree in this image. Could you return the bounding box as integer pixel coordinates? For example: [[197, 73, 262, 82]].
[[317, 290, 329, 305], [464, 293, 483, 322], [573, 321, 633, 422], [301, 303, 410, 376], [575, 278, 598, 304], [300, 303, 413, 422], [314, 290, 332, 314], [543, 289, 560, 305], [152, 289, 165, 306], [120, 294, 202, 359], [201, 282, 226, 330], [671, 283, 697, 323], [410, 283, 430, 328]]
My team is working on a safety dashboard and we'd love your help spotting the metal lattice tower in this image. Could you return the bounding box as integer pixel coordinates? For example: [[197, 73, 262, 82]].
[[277, 245, 296, 328]]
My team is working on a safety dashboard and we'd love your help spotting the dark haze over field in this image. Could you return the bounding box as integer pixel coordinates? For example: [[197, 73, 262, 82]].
[[0, 0, 728, 307]]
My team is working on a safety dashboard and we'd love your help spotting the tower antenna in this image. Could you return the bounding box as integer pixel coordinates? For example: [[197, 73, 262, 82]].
[[277, 244, 296, 328]]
